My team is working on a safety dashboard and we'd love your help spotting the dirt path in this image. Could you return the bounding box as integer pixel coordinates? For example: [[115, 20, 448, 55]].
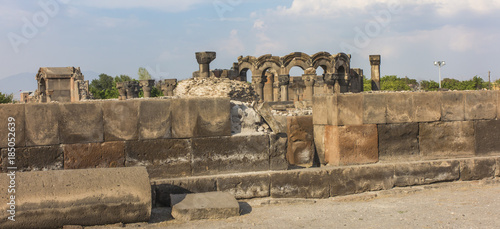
[[90, 179, 500, 229]]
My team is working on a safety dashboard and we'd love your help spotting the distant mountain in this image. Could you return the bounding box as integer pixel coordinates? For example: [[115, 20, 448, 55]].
[[0, 70, 100, 100]]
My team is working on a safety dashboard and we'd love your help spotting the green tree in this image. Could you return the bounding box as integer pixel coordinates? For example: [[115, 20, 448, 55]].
[[115, 75, 133, 83], [380, 75, 412, 91], [363, 76, 372, 92], [420, 80, 439, 91], [0, 92, 13, 103], [138, 67, 152, 80], [89, 73, 122, 99]]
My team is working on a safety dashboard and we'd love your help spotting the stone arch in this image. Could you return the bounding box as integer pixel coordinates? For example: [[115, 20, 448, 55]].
[[312, 52, 334, 74], [333, 53, 350, 74], [237, 56, 256, 82], [283, 52, 312, 75]]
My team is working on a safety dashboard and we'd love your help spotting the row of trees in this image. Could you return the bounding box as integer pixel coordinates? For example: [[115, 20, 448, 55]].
[[363, 75, 497, 92], [89, 67, 163, 99], [0, 92, 13, 103]]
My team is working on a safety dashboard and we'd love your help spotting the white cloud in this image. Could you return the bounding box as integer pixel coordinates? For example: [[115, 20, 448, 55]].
[[71, 0, 205, 12], [219, 29, 245, 56]]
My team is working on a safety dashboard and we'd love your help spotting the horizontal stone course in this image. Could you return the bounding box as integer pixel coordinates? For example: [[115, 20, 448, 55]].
[[330, 164, 395, 197], [474, 119, 500, 155], [394, 161, 459, 187], [270, 169, 330, 198], [63, 141, 125, 169], [138, 100, 172, 140], [465, 90, 497, 120], [59, 102, 104, 144], [25, 103, 60, 146], [0, 104, 25, 148], [324, 124, 378, 166], [459, 158, 496, 181], [378, 123, 419, 161], [103, 100, 140, 141], [419, 121, 475, 159], [1, 145, 63, 172]]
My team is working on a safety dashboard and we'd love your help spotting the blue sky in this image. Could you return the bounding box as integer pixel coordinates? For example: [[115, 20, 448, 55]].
[[1, 0, 499, 84]]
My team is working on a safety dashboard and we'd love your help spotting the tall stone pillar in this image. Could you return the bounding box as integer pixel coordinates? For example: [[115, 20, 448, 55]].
[[273, 81, 281, 102], [195, 52, 216, 78], [302, 74, 316, 101], [139, 79, 155, 98], [278, 75, 290, 102], [252, 75, 265, 101], [263, 72, 274, 102], [339, 72, 350, 93], [370, 55, 381, 91]]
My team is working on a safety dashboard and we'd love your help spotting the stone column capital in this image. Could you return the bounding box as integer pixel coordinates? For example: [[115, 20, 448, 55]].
[[195, 52, 217, 65], [369, 55, 381, 66], [278, 75, 290, 86]]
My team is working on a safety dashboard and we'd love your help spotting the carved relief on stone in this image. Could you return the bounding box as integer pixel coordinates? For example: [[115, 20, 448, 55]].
[[124, 81, 140, 99], [304, 67, 316, 75], [278, 75, 290, 86], [302, 74, 316, 87]]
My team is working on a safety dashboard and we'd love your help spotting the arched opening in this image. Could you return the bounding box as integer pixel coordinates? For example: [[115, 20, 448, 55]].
[[289, 66, 305, 77], [239, 68, 252, 83], [316, 66, 326, 76], [288, 66, 305, 101]]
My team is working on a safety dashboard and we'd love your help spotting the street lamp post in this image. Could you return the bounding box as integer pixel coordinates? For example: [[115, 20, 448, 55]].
[[434, 61, 446, 88]]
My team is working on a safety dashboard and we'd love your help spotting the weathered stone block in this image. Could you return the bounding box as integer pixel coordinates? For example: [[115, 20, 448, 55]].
[[63, 142, 125, 169], [313, 125, 326, 165], [386, 93, 413, 123], [324, 125, 378, 166], [255, 102, 286, 133], [271, 169, 330, 198], [286, 116, 314, 167], [125, 139, 191, 178], [269, 134, 288, 170], [363, 93, 387, 124], [419, 121, 475, 159], [378, 123, 419, 161], [217, 173, 270, 199], [496, 157, 500, 177], [192, 135, 269, 175], [394, 160, 459, 187], [465, 91, 497, 120], [138, 100, 172, 140], [312, 95, 337, 125], [0, 104, 25, 148], [171, 192, 239, 221], [153, 177, 217, 206], [441, 91, 465, 121], [413, 92, 441, 122], [460, 158, 496, 181], [1, 146, 63, 172], [59, 102, 104, 144], [103, 100, 139, 141], [338, 93, 363, 125], [330, 164, 395, 197], [25, 103, 60, 146], [475, 120, 500, 155], [171, 97, 231, 138], [0, 167, 151, 228]]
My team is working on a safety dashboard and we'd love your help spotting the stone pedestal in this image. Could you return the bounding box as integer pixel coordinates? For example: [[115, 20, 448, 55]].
[[196, 52, 216, 78], [116, 82, 127, 100], [139, 79, 155, 98], [161, 79, 177, 96], [124, 81, 140, 99], [302, 74, 316, 101], [279, 75, 290, 102], [370, 55, 381, 91]]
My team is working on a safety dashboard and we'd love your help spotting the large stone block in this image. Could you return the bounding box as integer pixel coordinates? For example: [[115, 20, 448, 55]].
[[412, 92, 441, 122], [459, 158, 496, 181], [496, 157, 500, 177], [217, 173, 270, 199], [475, 120, 500, 155], [419, 121, 475, 159], [394, 160, 459, 187], [138, 100, 172, 140], [269, 134, 288, 170], [286, 116, 314, 167], [63, 142, 125, 169], [363, 93, 387, 124], [324, 125, 378, 166], [103, 100, 139, 141], [330, 164, 395, 197], [270, 169, 330, 198], [465, 90, 497, 120], [125, 139, 191, 178], [192, 135, 270, 175], [1, 146, 63, 172], [378, 123, 419, 161], [255, 102, 286, 133], [441, 91, 465, 121], [25, 103, 60, 146], [0, 104, 25, 148], [312, 95, 337, 125], [171, 192, 239, 221], [338, 93, 363, 125], [171, 97, 231, 139], [313, 125, 326, 165], [153, 177, 217, 206], [59, 102, 104, 144], [386, 93, 413, 123], [0, 167, 151, 228]]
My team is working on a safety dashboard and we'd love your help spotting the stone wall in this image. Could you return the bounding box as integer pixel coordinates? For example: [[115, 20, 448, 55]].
[[0, 98, 288, 179], [313, 91, 500, 165]]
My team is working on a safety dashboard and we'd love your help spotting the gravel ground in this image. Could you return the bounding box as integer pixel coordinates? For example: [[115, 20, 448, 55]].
[[89, 179, 500, 229]]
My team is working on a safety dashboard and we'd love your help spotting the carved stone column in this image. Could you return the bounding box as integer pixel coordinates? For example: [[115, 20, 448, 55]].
[[302, 74, 316, 101], [139, 79, 155, 98], [161, 79, 177, 96], [273, 81, 281, 102], [195, 52, 216, 78], [263, 72, 274, 102], [278, 75, 290, 102], [124, 81, 139, 99], [252, 75, 265, 101], [370, 55, 381, 91], [339, 72, 350, 93], [116, 82, 127, 100]]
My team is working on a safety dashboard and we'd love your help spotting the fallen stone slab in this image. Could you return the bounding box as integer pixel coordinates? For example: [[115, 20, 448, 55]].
[[0, 167, 151, 229], [171, 192, 240, 221]]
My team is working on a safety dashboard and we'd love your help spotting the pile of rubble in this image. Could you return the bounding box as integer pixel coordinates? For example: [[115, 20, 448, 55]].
[[175, 77, 259, 102]]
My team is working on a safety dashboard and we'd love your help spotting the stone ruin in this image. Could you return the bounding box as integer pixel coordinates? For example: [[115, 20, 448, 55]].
[[33, 67, 92, 103]]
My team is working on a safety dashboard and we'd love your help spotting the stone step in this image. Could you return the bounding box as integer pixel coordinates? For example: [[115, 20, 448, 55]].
[[171, 192, 240, 221]]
